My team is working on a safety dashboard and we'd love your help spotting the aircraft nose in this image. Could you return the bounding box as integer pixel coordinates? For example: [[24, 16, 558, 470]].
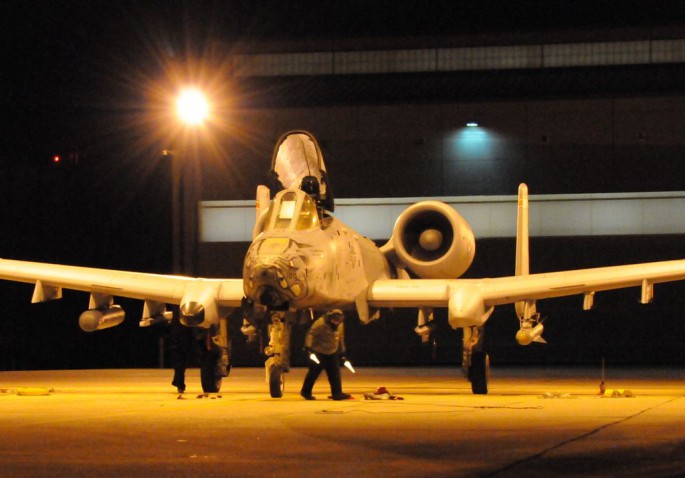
[[258, 286, 283, 308], [247, 261, 306, 307]]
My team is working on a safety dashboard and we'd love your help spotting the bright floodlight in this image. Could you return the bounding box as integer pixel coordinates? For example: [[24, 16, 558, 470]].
[[176, 88, 209, 125]]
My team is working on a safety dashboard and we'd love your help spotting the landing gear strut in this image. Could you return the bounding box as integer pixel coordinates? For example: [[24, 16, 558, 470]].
[[415, 307, 438, 360], [463, 326, 489, 395]]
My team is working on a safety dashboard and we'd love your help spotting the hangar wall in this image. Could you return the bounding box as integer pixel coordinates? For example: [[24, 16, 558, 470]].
[[200, 96, 685, 202], [199, 191, 685, 243]]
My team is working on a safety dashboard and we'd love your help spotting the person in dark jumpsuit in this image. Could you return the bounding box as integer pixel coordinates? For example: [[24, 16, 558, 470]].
[[169, 313, 194, 393], [300, 309, 352, 400]]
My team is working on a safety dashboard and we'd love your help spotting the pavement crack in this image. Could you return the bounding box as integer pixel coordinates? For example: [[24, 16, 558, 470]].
[[483, 395, 685, 477]]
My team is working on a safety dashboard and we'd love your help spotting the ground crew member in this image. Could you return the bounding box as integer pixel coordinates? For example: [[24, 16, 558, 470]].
[[169, 313, 193, 393], [300, 309, 352, 400]]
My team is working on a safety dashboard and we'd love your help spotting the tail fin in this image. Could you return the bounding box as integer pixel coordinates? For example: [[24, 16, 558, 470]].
[[515, 183, 530, 277], [514, 183, 536, 321], [252, 185, 271, 239], [514, 184, 545, 344]]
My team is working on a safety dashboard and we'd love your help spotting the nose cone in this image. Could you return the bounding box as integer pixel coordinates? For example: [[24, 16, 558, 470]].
[[244, 260, 307, 309], [258, 286, 285, 308], [249, 264, 290, 309]]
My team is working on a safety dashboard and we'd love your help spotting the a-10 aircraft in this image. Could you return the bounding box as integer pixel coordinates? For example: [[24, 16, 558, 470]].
[[2, 130, 685, 396]]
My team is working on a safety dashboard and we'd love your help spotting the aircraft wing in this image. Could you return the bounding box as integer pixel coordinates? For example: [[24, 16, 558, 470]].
[[367, 259, 685, 314], [0, 258, 244, 307]]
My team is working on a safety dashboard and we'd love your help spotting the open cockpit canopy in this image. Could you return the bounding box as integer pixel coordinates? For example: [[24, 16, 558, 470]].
[[270, 131, 334, 212]]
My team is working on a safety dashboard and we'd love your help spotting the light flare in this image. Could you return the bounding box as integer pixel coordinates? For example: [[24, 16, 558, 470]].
[[176, 88, 210, 125]]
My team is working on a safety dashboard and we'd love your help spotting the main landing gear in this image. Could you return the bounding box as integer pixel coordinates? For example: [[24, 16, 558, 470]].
[[463, 326, 489, 395], [199, 318, 231, 393]]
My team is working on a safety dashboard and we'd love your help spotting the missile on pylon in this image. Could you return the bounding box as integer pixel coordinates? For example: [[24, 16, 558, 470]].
[[79, 305, 125, 332], [515, 322, 546, 346]]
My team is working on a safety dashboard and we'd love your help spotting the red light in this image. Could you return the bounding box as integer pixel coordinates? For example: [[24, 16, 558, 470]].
[[53, 155, 61, 164]]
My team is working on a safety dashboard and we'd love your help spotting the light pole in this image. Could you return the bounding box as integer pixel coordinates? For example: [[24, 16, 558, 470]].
[[172, 87, 210, 276]]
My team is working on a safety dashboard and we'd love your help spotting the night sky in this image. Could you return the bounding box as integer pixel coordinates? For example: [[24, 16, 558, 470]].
[[3, 1, 684, 168], [2, 1, 684, 370], [4, 0, 684, 166]]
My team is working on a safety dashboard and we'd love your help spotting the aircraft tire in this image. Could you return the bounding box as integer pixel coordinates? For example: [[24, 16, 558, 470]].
[[269, 365, 285, 398], [469, 351, 489, 395], [200, 351, 222, 393]]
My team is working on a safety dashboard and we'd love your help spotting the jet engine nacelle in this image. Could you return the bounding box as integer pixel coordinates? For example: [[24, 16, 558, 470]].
[[386, 201, 475, 279], [79, 305, 125, 332], [179, 280, 221, 328]]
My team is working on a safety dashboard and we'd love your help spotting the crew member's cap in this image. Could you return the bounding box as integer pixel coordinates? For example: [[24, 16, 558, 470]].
[[325, 309, 344, 319]]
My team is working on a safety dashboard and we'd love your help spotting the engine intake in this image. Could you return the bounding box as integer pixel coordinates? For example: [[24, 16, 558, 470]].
[[386, 201, 475, 279]]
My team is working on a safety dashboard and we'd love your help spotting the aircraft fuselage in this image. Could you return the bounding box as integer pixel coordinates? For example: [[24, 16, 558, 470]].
[[243, 212, 392, 313]]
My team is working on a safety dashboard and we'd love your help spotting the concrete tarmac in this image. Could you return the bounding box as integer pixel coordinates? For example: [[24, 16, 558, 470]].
[[0, 366, 683, 477]]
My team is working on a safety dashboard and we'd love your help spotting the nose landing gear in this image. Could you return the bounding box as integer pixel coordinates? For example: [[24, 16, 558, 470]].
[[463, 326, 489, 395], [263, 312, 293, 398]]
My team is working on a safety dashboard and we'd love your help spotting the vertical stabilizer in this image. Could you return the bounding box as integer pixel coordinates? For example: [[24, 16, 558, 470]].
[[514, 184, 535, 322], [515, 183, 529, 277], [255, 185, 270, 220], [253, 185, 271, 239], [514, 183, 544, 344]]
